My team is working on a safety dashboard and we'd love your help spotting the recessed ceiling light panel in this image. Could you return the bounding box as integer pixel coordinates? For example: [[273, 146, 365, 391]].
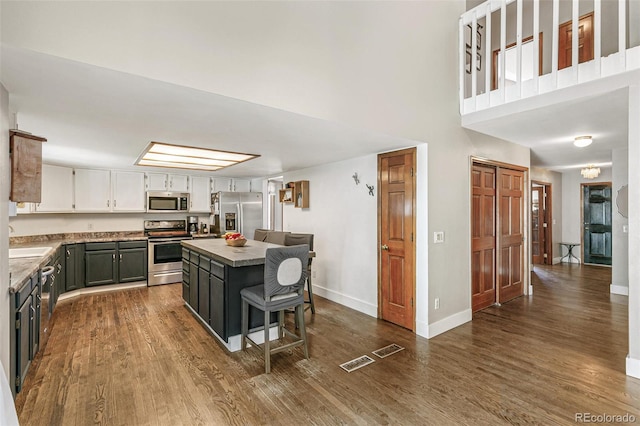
[[136, 142, 259, 172]]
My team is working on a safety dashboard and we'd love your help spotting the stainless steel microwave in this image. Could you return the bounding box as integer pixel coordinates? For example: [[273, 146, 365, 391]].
[[146, 191, 190, 212]]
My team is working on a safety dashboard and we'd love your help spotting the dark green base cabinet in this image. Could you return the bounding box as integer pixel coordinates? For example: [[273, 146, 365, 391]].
[[10, 271, 41, 396], [64, 243, 85, 292], [182, 248, 270, 342], [85, 241, 147, 287]]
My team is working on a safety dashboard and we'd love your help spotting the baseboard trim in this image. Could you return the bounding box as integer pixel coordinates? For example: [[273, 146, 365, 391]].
[[627, 355, 640, 379], [610, 284, 629, 296], [58, 281, 147, 302], [426, 309, 472, 339], [313, 285, 378, 318]]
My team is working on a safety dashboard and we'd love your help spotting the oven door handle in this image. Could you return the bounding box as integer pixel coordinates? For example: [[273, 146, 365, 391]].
[[148, 238, 191, 244]]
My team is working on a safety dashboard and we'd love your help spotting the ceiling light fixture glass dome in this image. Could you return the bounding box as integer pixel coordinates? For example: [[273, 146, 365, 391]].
[[574, 136, 593, 148]]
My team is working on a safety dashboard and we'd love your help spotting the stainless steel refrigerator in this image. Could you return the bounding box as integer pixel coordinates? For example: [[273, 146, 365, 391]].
[[211, 192, 263, 238]]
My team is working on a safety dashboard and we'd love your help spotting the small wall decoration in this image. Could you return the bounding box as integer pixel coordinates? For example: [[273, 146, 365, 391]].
[[352, 172, 360, 185], [366, 184, 375, 196]]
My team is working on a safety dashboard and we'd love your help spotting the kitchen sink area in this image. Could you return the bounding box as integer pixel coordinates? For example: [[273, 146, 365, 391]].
[[8, 246, 53, 259]]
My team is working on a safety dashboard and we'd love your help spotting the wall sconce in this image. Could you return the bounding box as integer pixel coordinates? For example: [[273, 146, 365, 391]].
[[581, 164, 601, 179], [574, 136, 592, 148]]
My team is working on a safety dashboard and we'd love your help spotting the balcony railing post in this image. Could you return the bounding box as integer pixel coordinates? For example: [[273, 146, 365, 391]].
[[533, 0, 540, 93], [572, 0, 579, 81], [619, 0, 627, 69], [500, 0, 507, 101], [552, 0, 559, 88], [516, 0, 523, 97], [459, 17, 465, 114], [485, 2, 492, 97], [595, 0, 602, 76], [472, 13, 478, 104]]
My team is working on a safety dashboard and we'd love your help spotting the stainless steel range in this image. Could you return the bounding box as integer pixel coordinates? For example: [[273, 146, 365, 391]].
[[145, 220, 192, 286]]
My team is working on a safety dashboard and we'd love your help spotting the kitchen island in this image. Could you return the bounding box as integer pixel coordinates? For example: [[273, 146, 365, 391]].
[[180, 238, 283, 352]]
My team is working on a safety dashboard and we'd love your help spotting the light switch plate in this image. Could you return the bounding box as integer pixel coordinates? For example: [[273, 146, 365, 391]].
[[434, 231, 445, 243]]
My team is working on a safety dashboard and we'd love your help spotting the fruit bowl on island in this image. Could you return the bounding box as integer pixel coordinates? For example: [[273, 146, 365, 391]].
[[224, 233, 247, 247]]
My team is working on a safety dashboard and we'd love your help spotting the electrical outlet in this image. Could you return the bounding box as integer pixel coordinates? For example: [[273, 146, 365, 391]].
[[434, 298, 440, 309], [434, 232, 444, 244], [88, 223, 94, 230]]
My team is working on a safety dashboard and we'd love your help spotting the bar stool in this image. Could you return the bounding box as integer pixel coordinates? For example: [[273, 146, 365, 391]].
[[240, 245, 310, 374], [284, 233, 315, 314]]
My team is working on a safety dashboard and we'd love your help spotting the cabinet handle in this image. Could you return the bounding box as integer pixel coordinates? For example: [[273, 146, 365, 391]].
[[114, 200, 117, 208], [107, 200, 110, 207], [56, 263, 62, 273], [36, 294, 41, 309], [112, 254, 116, 261], [120, 254, 123, 262], [30, 304, 35, 320], [66, 249, 70, 258]]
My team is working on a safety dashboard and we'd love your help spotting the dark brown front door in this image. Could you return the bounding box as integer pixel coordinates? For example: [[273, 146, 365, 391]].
[[531, 186, 544, 264], [378, 148, 416, 330], [559, 12, 594, 70], [471, 165, 496, 312], [497, 168, 524, 304]]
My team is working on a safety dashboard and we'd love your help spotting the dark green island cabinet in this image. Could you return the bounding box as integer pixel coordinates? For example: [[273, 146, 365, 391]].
[[181, 238, 279, 351], [85, 241, 147, 287]]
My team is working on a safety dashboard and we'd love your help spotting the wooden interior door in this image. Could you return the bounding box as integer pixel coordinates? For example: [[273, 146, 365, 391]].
[[582, 183, 612, 265], [497, 168, 524, 304], [559, 12, 594, 70], [531, 186, 545, 264], [378, 148, 416, 330], [471, 165, 497, 312]]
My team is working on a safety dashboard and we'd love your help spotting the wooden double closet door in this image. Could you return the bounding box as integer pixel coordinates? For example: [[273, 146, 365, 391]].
[[472, 162, 526, 312]]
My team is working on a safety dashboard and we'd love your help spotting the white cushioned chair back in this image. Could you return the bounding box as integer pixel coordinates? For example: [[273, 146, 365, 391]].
[[264, 245, 309, 298]]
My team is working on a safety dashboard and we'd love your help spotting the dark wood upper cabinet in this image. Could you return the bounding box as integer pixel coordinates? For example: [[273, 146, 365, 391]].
[[10, 130, 47, 203]]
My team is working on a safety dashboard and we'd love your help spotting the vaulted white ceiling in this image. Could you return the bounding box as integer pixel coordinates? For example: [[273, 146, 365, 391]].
[[1, 47, 415, 177]]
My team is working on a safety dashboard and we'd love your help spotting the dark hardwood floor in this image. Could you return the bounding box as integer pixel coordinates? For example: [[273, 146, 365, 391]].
[[15, 264, 640, 425]]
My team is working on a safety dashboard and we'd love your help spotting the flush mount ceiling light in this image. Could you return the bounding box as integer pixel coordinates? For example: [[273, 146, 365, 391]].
[[573, 135, 593, 148], [581, 164, 601, 179], [135, 142, 259, 172]]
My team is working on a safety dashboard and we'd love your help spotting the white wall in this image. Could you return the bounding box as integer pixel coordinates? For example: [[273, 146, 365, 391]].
[[531, 166, 563, 261], [561, 166, 613, 261], [626, 86, 640, 378], [282, 154, 381, 316], [1, 83, 11, 381], [612, 148, 629, 294]]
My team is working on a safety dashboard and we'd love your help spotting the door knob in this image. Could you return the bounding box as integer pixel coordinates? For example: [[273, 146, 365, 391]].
[[381, 244, 389, 251]]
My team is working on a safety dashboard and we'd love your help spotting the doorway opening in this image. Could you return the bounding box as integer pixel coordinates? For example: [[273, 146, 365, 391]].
[[531, 181, 552, 265], [267, 178, 284, 231]]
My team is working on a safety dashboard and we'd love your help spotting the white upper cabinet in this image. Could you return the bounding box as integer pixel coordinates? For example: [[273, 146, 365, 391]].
[[190, 176, 212, 212], [232, 179, 251, 192], [146, 172, 189, 192], [212, 177, 251, 192], [74, 169, 111, 212], [212, 177, 232, 193], [34, 164, 74, 213], [169, 174, 189, 192], [112, 171, 146, 212]]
